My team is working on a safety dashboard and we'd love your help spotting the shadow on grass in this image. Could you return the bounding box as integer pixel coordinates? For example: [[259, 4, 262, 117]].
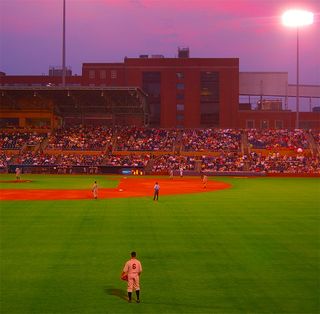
[[104, 287, 127, 301]]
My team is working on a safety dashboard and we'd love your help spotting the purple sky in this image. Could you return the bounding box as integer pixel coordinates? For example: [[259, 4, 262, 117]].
[[1, 0, 319, 86]]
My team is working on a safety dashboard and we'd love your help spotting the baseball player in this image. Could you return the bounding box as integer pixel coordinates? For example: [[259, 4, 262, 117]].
[[92, 181, 98, 199], [121, 251, 142, 303], [202, 174, 208, 189], [15, 167, 21, 180], [169, 168, 174, 180], [179, 166, 183, 177], [153, 182, 160, 201]]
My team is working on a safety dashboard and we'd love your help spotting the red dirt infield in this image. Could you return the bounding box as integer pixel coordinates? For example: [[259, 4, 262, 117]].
[[0, 177, 231, 201]]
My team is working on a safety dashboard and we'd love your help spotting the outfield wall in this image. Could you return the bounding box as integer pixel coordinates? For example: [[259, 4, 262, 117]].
[[4, 165, 319, 177], [7, 165, 144, 175]]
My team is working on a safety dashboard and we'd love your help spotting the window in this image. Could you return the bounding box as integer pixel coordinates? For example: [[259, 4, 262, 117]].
[[201, 71, 219, 81], [176, 83, 184, 90], [111, 70, 117, 79], [89, 70, 95, 79], [176, 104, 184, 111], [143, 72, 161, 126], [176, 114, 184, 121], [201, 102, 219, 114], [200, 71, 219, 129], [275, 120, 283, 129], [176, 93, 184, 100], [100, 70, 106, 79], [260, 120, 269, 129], [201, 114, 218, 126], [246, 120, 255, 129], [176, 72, 184, 79]]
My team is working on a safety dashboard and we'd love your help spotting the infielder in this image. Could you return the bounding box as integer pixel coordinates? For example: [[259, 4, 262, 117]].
[[169, 168, 174, 180], [202, 174, 208, 189], [15, 167, 21, 180], [121, 251, 142, 303]]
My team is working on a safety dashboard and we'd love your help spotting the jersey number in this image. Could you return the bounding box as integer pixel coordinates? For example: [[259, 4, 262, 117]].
[[132, 263, 136, 269]]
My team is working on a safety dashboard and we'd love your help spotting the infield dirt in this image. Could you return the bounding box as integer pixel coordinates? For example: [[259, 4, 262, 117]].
[[0, 177, 231, 200]]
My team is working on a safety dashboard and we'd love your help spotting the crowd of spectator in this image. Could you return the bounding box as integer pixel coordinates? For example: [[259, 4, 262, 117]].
[[26, 133, 47, 146], [249, 152, 320, 174], [47, 126, 113, 151], [247, 129, 309, 150], [0, 153, 12, 169], [0, 132, 40, 150], [15, 152, 59, 166], [104, 154, 150, 167], [6, 152, 149, 168], [115, 127, 179, 151], [201, 153, 246, 172], [1, 127, 319, 175], [152, 155, 196, 173], [182, 129, 241, 152], [311, 130, 320, 145]]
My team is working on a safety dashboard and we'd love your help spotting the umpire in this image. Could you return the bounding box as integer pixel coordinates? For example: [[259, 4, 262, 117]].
[[153, 182, 160, 201]]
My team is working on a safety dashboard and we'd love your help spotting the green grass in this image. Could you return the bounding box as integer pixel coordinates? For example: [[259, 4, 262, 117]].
[[0, 175, 319, 313], [0, 174, 118, 189]]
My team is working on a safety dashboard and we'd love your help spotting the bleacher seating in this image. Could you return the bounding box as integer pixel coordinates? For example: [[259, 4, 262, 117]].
[[1, 127, 319, 175]]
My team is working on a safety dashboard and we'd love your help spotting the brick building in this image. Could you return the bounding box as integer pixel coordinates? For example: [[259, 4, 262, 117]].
[[1, 54, 319, 129], [82, 57, 239, 128]]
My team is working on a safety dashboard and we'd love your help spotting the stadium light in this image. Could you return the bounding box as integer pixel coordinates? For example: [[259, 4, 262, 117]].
[[62, 0, 66, 87], [282, 9, 314, 129]]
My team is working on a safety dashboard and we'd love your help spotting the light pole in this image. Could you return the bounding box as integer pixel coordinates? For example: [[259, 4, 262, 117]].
[[62, 0, 66, 87], [282, 9, 314, 129]]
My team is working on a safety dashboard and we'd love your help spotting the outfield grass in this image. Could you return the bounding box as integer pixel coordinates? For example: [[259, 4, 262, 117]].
[[0, 175, 319, 314], [0, 174, 118, 190]]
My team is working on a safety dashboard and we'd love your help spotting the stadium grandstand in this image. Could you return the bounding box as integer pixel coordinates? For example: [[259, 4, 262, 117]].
[[0, 126, 319, 176], [1, 54, 319, 177]]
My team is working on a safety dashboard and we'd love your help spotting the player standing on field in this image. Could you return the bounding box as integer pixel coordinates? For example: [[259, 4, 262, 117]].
[[153, 182, 160, 201], [15, 167, 21, 180], [92, 181, 98, 199], [202, 174, 208, 189], [179, 166, 183, 177], [121, 251, 142, 303]]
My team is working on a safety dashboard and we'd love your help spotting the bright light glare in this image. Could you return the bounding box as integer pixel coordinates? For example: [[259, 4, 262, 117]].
[[282, 9, 314, 27]]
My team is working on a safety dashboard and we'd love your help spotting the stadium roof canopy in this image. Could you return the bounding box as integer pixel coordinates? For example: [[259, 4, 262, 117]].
[[0, 86, 148, 118]]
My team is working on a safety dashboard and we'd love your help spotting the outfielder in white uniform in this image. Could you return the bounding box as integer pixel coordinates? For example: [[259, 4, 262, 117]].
[[122, 251, 142, 303]]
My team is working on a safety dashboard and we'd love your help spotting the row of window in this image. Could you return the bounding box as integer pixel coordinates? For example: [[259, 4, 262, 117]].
[[174, 118, 284, 128], [87, 71, 219, 94], [176, 77, 185, 123], [88, 70, 118, 80], [88, 70, 185, 81], [246, 120, 284, 129]]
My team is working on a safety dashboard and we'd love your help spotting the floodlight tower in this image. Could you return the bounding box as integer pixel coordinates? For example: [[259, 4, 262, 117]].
[[62, 0, 66, 87], [282, 9, 314, 129]]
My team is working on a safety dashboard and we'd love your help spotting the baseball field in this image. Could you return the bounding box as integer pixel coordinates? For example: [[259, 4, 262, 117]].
[[0, 174, 319, 314]]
